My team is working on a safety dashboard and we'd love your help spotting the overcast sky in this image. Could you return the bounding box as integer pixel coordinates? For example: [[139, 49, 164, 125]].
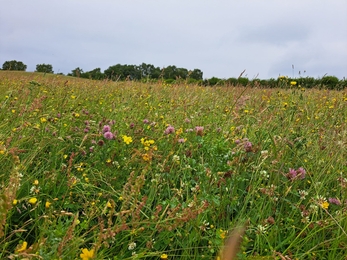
[[1, 0, 346, 79]]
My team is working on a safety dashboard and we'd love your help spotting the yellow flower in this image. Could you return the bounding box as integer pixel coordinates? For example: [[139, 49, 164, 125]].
[[16, 241, 27, 253], [219, 229, 227, 239], [142, 153, 150, 161], [106, 201, 112, 208], [321, 201, 329, 209], [290, 81, 297, 86], [122, 135, 133, 145], [80, 248, 95, 260], [161, 253, 168, 259], [33, 179, 39, 185], [28, 197, 37, 205], [13, 199, 18, 205], [40, 117, 47, 123], [45, 201, 52, 208]]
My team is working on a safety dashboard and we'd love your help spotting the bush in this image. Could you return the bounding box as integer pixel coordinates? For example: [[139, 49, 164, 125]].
[[320, 76, 340, 89]]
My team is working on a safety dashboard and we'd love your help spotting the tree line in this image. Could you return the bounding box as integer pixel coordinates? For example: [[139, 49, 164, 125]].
[[1, 60, 346, 89], [1, 60, 203, 82]]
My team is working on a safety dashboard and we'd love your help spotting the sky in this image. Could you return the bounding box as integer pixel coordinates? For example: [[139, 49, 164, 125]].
[[1, 0, 346, 79]]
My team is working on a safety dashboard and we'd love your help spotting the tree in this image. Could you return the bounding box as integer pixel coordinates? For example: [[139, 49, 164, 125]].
[[68, 67, 84, 77], [2, 60, 27, 71], [36, 63, 54, 73], [82, 68, 105, 80], [189, 69, 203, 80]]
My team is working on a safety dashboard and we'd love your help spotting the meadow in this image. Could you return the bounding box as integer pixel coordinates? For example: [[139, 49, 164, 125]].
[[1, 71, 347, 259]]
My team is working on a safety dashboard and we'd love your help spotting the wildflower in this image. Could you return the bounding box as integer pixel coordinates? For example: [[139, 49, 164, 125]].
[[219, 229, 227, 239], [102, 125, 111, 133], [33, 179, 39, 185], [320, 201, 329, 209], [45, 201, 52, 208], [195, 126, 204, 136], [161, 254, 168, 259], [15, 241, 27, 253], [143, 119, 150, 124], [286, 167, 306, 180], [172, 155, 180, 163], [290, 81, 297, 86], [80, 248, 95, 260], [40, 117, 47, 123], [298, 190, 308, 199], [244, 141, 252, 152], [128, 242, 136, 250], [122, 135, 133, 144], [103, 131, 114, 140], [28, 197, 38, 205], [164, 125, 175, 135], [286, 168, 297, 180], [296, 167, 306, 179], [178, 138, 186, 143], [13, 199, 18, 205], [106, 201, 112, 208], [142, 153, 150, 162], [328, 197, 341, 205]]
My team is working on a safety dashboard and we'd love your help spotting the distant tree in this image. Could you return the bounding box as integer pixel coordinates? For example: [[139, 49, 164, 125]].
[[82, 68, 105, 80], [189, 69, 203, 80], [163, 65, 177, 79], [104, 64, 124, 81], [138, 63, 161, 79], [2, 60, 27, 71], [68, 67, 83, 77], [176, 68, 189, 79], [36, 63, 54, 73]]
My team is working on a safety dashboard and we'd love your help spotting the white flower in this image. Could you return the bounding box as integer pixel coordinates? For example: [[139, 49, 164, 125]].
[[128, 242, 136, 250]]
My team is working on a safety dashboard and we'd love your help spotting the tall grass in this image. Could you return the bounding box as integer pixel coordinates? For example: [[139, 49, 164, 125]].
[[1, 71, 347, 259]]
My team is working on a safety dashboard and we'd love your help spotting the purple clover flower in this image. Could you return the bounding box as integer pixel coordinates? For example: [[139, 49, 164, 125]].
[[103, 131, 114, 140], [195, 126, 204, 136], [103, 125, 111, 133], [296, 167, 306, 179], [178, 138, 186, 143], [164, 125, 175, 135], [328, 198, 341, 205], [244, 141, 253, 152]]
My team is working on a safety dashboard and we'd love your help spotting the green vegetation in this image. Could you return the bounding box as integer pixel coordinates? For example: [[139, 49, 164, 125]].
[[0, 71, 347, 259]]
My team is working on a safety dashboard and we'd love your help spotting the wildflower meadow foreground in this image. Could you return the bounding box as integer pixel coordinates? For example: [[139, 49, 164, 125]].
[[1, 71, 347, 259]]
